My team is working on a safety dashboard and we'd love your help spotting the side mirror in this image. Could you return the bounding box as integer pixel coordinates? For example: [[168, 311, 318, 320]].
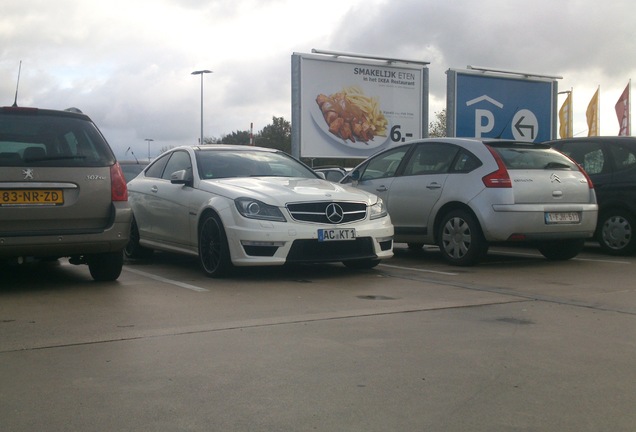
[[170, 169, 193, 186], [315, 171, 326, 180], [351, 169, 361, 181]]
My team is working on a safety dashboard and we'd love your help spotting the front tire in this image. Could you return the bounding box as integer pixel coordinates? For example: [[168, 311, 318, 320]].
[[537, 239, 585, 261], [198, 213, 233, 278], [437, 210, 488, 266], [597, 210, 636, 255], [88, 251, 124, 281]]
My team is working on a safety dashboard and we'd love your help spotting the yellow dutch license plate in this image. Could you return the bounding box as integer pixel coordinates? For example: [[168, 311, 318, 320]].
[[0, 189, 64, 206]]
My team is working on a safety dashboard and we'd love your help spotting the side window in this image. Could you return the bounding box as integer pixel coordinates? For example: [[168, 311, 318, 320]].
[[559, 142, 605, 175], [609, 144, 636, 172], [162, 151, 192, 180], [403, 143, 458, 176], [451, 150, 482, 173], [582, 150, 605, 174], [145, 153, 171, 179], [360, 146, 410, 181]]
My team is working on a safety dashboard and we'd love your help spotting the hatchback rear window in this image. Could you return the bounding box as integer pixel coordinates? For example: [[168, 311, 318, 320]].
[[488, 144, 577, 170], [0, 112, 115, 167]]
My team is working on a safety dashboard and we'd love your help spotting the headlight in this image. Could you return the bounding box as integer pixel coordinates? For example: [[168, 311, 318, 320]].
[[369, 197, 388, 220], [235, 197, 286, 222]]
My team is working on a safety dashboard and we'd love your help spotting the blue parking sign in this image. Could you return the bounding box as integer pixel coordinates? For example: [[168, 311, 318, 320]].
[[447, 69, 557, 142]]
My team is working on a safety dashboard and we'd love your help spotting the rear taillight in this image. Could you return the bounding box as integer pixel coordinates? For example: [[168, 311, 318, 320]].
[[482, 146, 512, 188], [110, 163, 128, 201], [560, 154, 594, 189], [578, 165, 594, 189]]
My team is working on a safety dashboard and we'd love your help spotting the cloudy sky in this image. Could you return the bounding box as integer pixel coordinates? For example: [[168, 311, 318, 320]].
[[2, 0, 635, 160]]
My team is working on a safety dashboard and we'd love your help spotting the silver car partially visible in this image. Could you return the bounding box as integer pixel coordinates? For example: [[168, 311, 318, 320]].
[[342, 138, 598, 266]]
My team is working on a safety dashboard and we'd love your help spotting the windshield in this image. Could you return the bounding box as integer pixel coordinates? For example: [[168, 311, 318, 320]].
[[195, 149, 319, 180]]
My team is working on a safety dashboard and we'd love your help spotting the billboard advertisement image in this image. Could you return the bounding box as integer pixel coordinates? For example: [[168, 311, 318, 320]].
[[292, 52, 428, 159]]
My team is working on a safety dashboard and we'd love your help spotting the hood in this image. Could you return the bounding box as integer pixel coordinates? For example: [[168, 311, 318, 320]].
[[199, 177, 378, 206]]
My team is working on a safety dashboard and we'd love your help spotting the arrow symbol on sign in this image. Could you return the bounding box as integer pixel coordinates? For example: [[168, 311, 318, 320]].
[[514, 116, 535, 139]]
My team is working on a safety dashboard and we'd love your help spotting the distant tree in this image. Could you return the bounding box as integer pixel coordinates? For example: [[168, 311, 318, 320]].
[[429, 109, 447, 138], [255, 116, 291, 153], [220, 130, 251, 145]]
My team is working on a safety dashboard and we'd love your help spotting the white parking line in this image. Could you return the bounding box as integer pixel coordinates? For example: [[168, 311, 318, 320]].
[[491, 249, 631, 265], [379, 263, 459, 276], [123, 267, 209, 292]]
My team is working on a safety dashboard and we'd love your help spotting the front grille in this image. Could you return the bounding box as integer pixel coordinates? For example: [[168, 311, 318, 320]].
[[286, 238, 376, 263], [286, 201, 367, 224]]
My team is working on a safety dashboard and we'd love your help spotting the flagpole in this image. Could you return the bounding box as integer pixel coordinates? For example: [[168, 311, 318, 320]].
[[597, 85, 600, 135], [629, 79, 632, 136], [568, 87, 573, 137]]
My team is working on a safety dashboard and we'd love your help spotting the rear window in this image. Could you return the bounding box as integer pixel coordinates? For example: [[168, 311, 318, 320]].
[[0, 112, 115, 167], [489, 144, 577, 170]]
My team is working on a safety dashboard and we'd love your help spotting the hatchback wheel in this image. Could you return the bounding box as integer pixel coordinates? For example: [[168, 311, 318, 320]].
[[598, 210, 636, 255], [88, 251, 124, 281], [438, 210, 488, 266], [199, 214, 233, 277], [537, 239, 584, 261]]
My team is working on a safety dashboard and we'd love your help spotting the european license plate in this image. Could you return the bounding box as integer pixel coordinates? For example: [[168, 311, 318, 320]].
[[0, 189, 64, 206], [318, 228, 356, 241], [545, 212, 580, 224]]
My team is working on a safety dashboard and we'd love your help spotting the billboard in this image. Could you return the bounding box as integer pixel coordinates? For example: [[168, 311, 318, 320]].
[[447, 68, 558, 142], [292, 52, 428, 159]]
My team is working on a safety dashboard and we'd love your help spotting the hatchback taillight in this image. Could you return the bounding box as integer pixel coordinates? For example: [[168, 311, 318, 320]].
[[560, 154, 595, 189], [110, 163, 128, 201], [482, 146, 512, 188]]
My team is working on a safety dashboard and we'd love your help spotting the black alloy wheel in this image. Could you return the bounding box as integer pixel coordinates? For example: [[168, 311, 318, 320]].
[[198, 213, 233, 277]]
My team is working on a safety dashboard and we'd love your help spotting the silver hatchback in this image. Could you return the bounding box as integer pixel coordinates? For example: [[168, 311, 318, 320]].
[[342, 138, 598, 265], [0, 106, 131, 281]]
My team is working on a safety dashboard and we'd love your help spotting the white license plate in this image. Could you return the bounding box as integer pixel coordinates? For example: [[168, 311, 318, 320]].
[[545, 212, 580, 224], [318, 228, 356, 241]]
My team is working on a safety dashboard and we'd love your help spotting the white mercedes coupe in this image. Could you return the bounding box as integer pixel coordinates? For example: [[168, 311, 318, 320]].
[[125, 145, 394, 277]]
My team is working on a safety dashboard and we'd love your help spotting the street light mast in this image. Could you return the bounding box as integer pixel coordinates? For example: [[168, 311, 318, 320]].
[[191, 70, 213, 144], [144, 138, 154, 161]]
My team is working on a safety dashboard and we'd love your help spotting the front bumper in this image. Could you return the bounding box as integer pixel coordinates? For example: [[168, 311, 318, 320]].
[[220, 209, 394, 266]]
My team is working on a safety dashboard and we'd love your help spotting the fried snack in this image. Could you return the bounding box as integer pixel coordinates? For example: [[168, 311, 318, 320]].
[[315, 87, 387, 143]]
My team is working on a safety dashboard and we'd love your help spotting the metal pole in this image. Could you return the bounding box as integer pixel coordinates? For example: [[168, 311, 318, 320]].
[[145, 138, 154, 161], [199, 73, 203, 144], [191, 70, 212, 144]]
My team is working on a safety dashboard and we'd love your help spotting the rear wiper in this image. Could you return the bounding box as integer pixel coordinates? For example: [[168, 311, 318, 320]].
[[544, 162, 571, 169], [25, 155, 87, 162]]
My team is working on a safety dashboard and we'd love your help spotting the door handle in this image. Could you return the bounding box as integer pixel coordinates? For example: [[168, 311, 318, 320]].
[[426, 183, 441, 190], [151, 186, 158, 193], [376, 185, 388, 192]]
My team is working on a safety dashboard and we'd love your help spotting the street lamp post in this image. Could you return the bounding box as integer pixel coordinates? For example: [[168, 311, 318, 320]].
[[144, 138, 154, 161], [191, 70, 212, 144]]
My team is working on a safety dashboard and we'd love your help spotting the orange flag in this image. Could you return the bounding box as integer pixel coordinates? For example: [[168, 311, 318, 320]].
[[559, 91, 573, 138], [586, 87, 600, 136]]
